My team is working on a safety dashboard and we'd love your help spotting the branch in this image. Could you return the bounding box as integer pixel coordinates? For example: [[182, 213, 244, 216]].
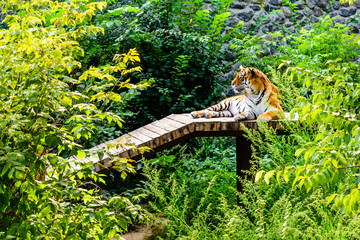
[[335, 165, 360, 170], [77, 181, 103, 190]]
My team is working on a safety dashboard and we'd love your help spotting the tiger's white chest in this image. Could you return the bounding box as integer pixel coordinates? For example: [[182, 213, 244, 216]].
[[229, 92, 270, 117], [247, 94, 269, 113]]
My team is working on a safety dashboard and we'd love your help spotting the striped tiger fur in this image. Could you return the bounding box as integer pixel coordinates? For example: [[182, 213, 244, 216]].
[[190, 66, 284, 121]]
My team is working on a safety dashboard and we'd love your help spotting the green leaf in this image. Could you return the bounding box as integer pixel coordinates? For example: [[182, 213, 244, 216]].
[[295, 148, 306, 157], [40, 206, 52, 217], [120, 171, 127, 180], [264, 170, 275, 185], [118, 216, 128, 231], [255, 170, 265, 182], [334, 136, 341, 148], [343, 133, 351, 145], [335, 195, 344, 208], [299, 178, 305, 189], [77, 150, 85, 159], [20, 181, 29, 193], [304, 178, 312, 193], [331, 159, 339, 168], [304, 149, 313, 163], [289, 109, 297, 120], [14, 181, 22, 189], [283, 169, 290, 183], [305, 76, 311, 88], [1, 163, 11, 177], [354, 35, 360, 44]]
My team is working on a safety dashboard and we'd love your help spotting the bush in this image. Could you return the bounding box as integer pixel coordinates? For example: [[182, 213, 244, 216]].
[[143, 140, 360, 239], [79, 0, 243, 128], [0, 0, 148, 238]]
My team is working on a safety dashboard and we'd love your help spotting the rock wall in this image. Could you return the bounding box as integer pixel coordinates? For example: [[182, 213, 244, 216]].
[[226, 0, 360, 34]]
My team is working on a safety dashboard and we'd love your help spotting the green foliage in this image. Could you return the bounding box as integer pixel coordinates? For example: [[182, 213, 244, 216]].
[[143, 138, 237, 239], [279, 16, 359, 70], [143, 139, 360, 239], [79, 0, 243, 128], [231, 15, 360, 74], [340, 0, 357, 4], [73, 48, 152, 147], [141, 13, 360, 238], [0, 0, 148, 238], [281, 0, 299, 12], [252, 16, 360, 213], [230, 186, 360, 239]]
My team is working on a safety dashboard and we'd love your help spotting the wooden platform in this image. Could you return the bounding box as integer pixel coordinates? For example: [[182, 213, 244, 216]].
[[80, 113, 296, 172]]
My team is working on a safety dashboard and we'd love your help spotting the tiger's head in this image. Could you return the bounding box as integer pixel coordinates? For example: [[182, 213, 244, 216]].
[[231, 66, 269, 95]]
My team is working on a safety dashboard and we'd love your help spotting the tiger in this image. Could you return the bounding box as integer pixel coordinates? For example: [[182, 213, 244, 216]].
[[190, 66, 284, 121]]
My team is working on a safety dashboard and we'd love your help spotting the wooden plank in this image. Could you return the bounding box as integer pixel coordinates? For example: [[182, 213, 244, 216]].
[[169, 124, 192, 139], [205, 121, 220, 132], [92, 134, 144, 170], [84, 134, 132, 171], [213, 117, 237, 122], [154, 118, 193, 140], [136, 127, 162, 139], [125, 130, 155, 159], [143, 123, 169, 135], [167, 114, 195, 133], [132, 127, 170, 153], [116, 150, 130, 159], [89, 134, 141, 152], [90, 143, 107, 151], [191, 117, 214, 123], [163, 117, 187, 128], [142, 124, 174, 147], [107, 135, 143, 159], [167, 113, 194, 125], [193, 120, 206, 132], [219, 121, 241, 132], [237, 121, 257, 130], [194, 120, 222, 132], [128, 129, 153, 143], [108, 134, 139, 148], [152, 119, 179, 132], [249, 121, 258, 130], [158, 131, 175, 145], [192, 117, 235, 123]]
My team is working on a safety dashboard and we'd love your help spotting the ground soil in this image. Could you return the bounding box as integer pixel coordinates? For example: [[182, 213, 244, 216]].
[[121, 224, 151, 240]]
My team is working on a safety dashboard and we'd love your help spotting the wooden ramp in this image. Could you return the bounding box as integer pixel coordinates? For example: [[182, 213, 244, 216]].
[[83, 113, 295, 172]]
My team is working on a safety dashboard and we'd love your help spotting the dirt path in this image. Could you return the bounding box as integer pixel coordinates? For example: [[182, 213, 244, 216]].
[[121, 224, 150, 240], [120, 214, 168, 240]]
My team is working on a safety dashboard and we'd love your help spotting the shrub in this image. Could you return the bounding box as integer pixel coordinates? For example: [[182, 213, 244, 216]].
[[0, 0, 148, 238], [79, 0, 243, 128]]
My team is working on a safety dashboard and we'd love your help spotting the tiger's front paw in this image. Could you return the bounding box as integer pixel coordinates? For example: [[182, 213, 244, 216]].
[[257, 115, 272, 121], [191, 111, 200, 118], [234, 113, 246, 121], [203, 110, 213, 118], [258, 112, 277, 121]]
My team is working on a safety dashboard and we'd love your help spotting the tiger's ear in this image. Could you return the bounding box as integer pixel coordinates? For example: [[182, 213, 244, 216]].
[[240, 65, 246, 71], [245, 67, 256, 76], [250, 68, 256, 75]]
